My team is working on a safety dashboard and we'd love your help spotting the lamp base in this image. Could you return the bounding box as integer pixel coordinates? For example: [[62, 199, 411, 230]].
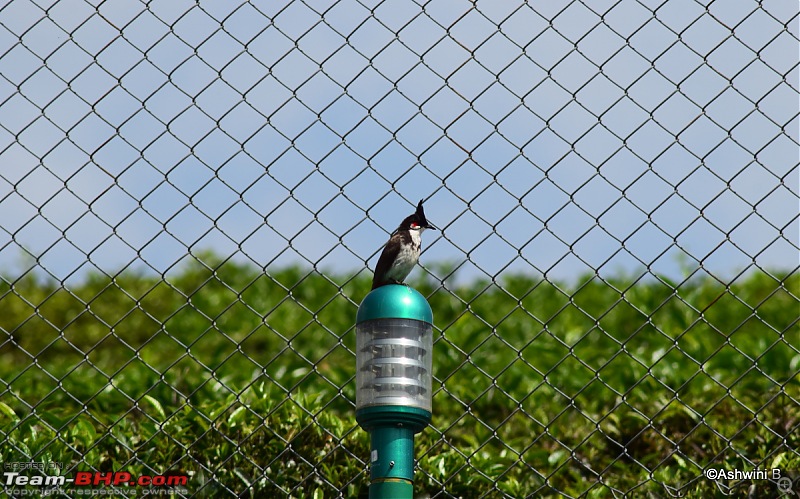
[[356, 405, 431, 433], [357, 406, 431, 499]]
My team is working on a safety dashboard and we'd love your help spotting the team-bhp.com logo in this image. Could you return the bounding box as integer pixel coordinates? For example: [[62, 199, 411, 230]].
[[3, 464, 189, 496], [77, 472, 187, 487]]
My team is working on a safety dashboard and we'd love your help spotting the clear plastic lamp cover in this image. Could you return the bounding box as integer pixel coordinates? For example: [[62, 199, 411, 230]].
[[356, 318, 432, 411]]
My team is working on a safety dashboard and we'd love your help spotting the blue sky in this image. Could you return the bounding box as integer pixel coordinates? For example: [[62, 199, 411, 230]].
[[0, 0, 797, 285]]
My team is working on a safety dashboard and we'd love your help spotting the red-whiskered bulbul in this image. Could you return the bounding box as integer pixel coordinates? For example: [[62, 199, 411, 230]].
[[371, 199, 436, 290]]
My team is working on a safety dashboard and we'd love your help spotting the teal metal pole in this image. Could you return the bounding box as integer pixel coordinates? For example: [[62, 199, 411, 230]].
[[356, 406, 431, 499], [368, 425, 415, 498]]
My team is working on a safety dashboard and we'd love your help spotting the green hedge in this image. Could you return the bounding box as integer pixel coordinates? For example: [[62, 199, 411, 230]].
[[1, 258, 797, 497]]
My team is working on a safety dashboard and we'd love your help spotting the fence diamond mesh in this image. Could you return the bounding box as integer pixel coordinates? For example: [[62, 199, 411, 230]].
[[0, 0, 798, 497]]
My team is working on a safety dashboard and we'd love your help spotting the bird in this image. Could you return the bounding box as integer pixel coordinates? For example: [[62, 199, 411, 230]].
[[371, 199, 436, 290]]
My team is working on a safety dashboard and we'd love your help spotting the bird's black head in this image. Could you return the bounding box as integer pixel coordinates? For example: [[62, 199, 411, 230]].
[[399, 199, 436, 232]]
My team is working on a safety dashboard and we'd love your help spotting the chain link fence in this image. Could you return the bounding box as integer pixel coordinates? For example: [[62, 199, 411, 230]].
[[1, 0, 798, 497]]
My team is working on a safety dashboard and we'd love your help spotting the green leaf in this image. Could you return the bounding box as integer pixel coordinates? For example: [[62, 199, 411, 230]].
[[142, 395, 166, 421], [0, 401, 19, 423], [227, 405, 247, 427]]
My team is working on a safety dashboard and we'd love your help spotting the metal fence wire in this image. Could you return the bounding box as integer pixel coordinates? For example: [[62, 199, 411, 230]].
[[1, 0, 798, 497]]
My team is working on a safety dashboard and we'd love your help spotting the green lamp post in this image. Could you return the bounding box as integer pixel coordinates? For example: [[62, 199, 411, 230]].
[[356, 284, 433, 498]]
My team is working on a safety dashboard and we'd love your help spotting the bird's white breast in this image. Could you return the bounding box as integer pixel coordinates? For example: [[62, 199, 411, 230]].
[[385, 228, 422, 281]]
